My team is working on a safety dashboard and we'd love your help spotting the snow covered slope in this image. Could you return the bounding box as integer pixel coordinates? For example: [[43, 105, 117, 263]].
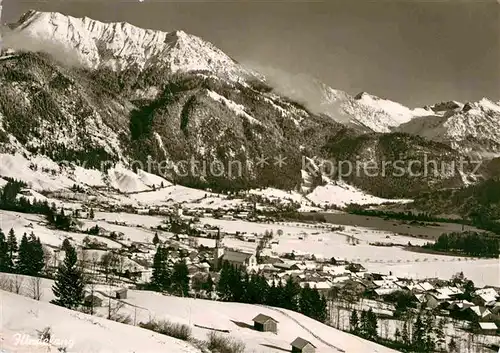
[[0, 290, 201, 353], [306, 180, 412, 207], [0, 283, 399, 353], [398, 98, 500, 157], [259, 72, 434, 133], [4, 11, 251, 79], [7, 10, 255, 81], [343, 92, 433, 133]]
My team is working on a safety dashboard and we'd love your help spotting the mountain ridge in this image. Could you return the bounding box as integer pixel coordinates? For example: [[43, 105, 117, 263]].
[[0, 10, 498, 200]]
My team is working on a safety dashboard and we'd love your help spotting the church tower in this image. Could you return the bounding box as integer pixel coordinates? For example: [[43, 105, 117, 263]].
[[213, 228, 224, 270]]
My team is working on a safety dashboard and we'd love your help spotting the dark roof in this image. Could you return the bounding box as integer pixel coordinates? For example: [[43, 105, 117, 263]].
[[291, 337, 316, 349], [252, 314, 278, 324], [223, 250, 254, 264]]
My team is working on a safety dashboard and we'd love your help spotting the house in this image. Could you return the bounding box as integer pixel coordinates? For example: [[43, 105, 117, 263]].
[[252, 314, 278, 333], [472, 288, 499, 307], [291, 337, 316, 353], [478, 322, 498, 335], [457, 306, 494, 322], [422, 293, 442, 309], [115, 288, 128, 300], [223, 250, 257, 269]]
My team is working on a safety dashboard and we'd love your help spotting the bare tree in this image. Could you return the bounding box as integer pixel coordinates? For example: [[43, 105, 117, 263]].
[[0, 274, 13, 292], [13, 275, 24, 294], [43, 246, 52, 273], [30, 276, 43, 300], [78, 248, 89, 273]]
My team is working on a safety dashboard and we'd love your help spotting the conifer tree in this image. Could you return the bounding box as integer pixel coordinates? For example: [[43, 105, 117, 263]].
[[360, 310, 369, 338], [363, 309, 378, 340], [412, 314, 426, 352], [28, 233, 45, 276], [51, 243, 85, 309], [203, 274, 214, 294], [7, 228, 17, 268], [171, 260, 189, 297], [349, 309, 359, 332], [152, 232, 160, 246], [62, 238, 72, 252], [0, 229, 10, 272], [401, 321, 410, 346], [89, 208, 95, 220], [283, 276, 300, 311], [217, 261, 232, 300], [394, 328, 401, 342], [16, 233, 30, 274], [151, 246, 170, 291], [435, 318, 446, 351]]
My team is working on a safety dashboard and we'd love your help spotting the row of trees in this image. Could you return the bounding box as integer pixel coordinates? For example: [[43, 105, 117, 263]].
[[0, 179, 53, 215], [0, 228, 45, 277], [349, 309, 378, 340], [149, 245, 328, 323], [349, 308, 452, 352], [425, 231, 499, 258], [0, 180, 83, 232], [216, 261, 328, 322]]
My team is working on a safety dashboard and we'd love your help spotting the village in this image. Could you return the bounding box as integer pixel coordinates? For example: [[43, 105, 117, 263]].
[[35, 198, 499, 352], [1, 184, 499, 353]]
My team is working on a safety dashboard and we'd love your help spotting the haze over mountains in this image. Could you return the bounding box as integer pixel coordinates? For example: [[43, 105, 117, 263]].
[[0, 10, 499, 198]]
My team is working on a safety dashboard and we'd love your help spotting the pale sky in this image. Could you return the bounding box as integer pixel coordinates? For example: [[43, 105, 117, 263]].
[[3, 0, 499, 107]]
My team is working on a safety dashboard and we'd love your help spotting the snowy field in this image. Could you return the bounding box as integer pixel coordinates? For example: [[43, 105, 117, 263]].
[[0, 276, 398, 353], [0, 290, 201, 353], [196, 218, 500, 287]]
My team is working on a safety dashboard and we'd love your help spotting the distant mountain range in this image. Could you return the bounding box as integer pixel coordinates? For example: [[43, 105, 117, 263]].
[[0, 10, 498, 199]]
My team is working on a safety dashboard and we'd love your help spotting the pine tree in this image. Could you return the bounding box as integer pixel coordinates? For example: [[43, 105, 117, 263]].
[[0, 229, 10, 272], [401, 321, 410, 346], [283, 276, 300, 311], [62, 238, 72, 252], [394, 328, 401, 343], [217, 261, 232, 300], [89, 208, 95, 220], [203, 274, 214, 294], [6, 228, 17, 270], [16, 233, 30, 274], [151, 246, 170, 291], [360, 310, 369, 338], [435, 318, 446, 351], [51, 243, 85, 309], [152, 233, 160, 246], [28, 233, 45, 276], [423, 313, 435, 352], [366, 309, 378, 340], [349, 309, 359, 332], [171, 260, 189, 297], [412, 314, 426, 352]]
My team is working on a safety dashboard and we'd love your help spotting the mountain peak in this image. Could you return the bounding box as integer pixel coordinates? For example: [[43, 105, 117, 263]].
[[6, 11, 255, 80]]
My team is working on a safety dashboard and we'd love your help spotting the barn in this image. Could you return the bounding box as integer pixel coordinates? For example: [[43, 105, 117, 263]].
[[291, 337, 316, 353], [252, 314, 278, 333], [115, 288, 128, 300]]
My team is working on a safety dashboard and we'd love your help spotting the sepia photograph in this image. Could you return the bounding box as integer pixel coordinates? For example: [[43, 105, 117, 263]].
[[0, 0, 498, 352]]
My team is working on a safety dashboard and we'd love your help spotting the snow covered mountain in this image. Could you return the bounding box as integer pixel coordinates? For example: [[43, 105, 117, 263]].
[[0, 10, 497, 200], [398, 98, 500, 158], [260, 73, 435, 133], [6, 10, 256, 81]]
